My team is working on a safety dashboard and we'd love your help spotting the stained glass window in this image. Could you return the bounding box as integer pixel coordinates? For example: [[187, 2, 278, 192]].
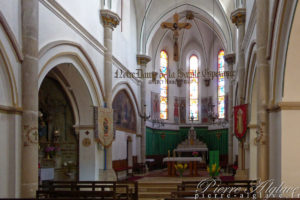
[[189, 55, 199, 120], [218, 50, 225, 119], [160, 51, 168, 119]]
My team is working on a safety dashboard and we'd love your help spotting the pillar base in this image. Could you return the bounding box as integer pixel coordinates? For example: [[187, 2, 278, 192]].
[[235, 169, 248, 180], [99, 169, 117, 181]]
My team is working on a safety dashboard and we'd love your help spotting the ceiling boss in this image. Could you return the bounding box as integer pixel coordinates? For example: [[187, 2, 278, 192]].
[[161, 13, 192, 61]]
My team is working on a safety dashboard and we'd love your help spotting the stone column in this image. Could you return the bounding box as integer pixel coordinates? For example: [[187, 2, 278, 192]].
[[231, 8, 248, 180], [137, 54, 151, 172], [100, 9, 120, 181], [256, 0, 270, 182], [21, 0, 39, 197], [224, 53, 236, 166]]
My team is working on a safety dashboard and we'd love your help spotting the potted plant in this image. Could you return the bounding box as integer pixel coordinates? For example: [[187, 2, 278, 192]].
[[207, 163, 220, 179], [175, 163, 188, 177], [45, 146, 59, 159], [192, 151, 199, 157]]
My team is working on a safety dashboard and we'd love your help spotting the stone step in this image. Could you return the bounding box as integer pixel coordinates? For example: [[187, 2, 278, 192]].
[[138, 182, 179, 188], [139, 191, 171, 198], [139, 186, 177, 192]]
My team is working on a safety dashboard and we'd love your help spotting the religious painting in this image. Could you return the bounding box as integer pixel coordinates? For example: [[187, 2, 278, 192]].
[[174, 97, 179, 124], [179, 97, 186, 124], [112, 90, 137, 133], [151, 92, 160, 120], [234, 104, 248, 140]]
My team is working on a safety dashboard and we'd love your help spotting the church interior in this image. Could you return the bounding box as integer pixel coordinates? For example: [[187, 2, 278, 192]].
[[1, 0, 300, 199]]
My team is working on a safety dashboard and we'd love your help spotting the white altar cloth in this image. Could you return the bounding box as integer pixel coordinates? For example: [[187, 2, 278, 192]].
[[163, 157, 202, 162], [175, 147, 208, 152]]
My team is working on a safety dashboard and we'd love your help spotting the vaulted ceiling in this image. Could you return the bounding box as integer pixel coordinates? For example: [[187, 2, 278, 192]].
[[134, 0, 236, 55]]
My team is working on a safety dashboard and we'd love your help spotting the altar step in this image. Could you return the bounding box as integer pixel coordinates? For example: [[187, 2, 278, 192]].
[[138, 182, 178, 199]]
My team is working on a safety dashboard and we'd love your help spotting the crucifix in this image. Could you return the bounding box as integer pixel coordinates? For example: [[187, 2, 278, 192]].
[[161, 13, 192, 61]]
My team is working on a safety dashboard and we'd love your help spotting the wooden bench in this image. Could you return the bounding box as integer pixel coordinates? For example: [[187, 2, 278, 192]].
[[37, 181, 138, 200], [177, 180, 257, 193], [171, 179, 257, 199]]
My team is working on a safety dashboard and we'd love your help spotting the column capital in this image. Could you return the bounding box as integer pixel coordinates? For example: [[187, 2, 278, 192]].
[[231, 8, 246, 26], [224, 53, 236, 65], [137, 54, 151, 66], [100, 9, 120, 30]]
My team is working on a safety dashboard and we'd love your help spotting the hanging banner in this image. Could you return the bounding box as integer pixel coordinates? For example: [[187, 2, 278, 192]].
[[234, 104, 248, 140], [96, 107, 114, 147]]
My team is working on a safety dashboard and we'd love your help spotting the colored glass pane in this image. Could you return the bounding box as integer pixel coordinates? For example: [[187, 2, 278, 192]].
[[160, 51, 168, 119], [218, 50, 225, 119], [189, 55, 199, 120]]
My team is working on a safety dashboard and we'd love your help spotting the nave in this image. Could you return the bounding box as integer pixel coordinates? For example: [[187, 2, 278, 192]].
[[1, 0, 300, 199]]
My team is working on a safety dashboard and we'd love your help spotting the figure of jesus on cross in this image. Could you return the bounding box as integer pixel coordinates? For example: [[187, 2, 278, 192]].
[[161, 13, 192, 61]]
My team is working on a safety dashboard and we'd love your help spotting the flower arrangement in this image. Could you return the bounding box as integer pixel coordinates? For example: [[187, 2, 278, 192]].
[[175, 163, 188, 177], [45, 146, 60, 159], [207, 163, 220, 178], [192, 151, 199, 157]]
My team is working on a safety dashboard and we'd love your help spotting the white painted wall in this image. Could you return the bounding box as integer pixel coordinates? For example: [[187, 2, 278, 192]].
[[112, 130, 137, 161]]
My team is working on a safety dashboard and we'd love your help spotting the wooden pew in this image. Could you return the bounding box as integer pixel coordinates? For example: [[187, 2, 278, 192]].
[[177, 180, 257, 193], [171, 180, 257, 199], [36, 181, 138, 200]]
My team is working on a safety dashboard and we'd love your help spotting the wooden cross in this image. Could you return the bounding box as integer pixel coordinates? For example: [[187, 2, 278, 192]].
[[161, 13, 192, 61]]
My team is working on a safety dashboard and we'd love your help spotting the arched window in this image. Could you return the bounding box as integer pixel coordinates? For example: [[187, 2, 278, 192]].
[[189, 55, 199, 120], [160, 51, 168, 119], [218, 50, 225, 118]]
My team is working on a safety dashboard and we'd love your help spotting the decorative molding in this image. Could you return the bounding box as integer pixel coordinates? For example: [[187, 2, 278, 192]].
[[112, 57, 141, 84], [39, 40, 105, 101], [0, 11, 23, 62], [39, 0, 106, 55], [136, 54, 151, 66], [39, 1, 140, 86], [248, 124, 258, 129], [278, 102, 300, 110], [73, 124, 94, 131], [224, 53, 236, 65], [231, 8, 246, 26], [0, 105, 22, 114], [242, 2, 256, 51], [100, 9, 121, 29], [0, 40, 19, 106], [112, 81, 142, 116], [39, 52, 103, 106], [267, 105, 281, 112]]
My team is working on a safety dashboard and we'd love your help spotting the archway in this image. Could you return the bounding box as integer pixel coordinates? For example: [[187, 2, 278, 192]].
[[38, 75, 78, 181], [112, 89, 137, 180]]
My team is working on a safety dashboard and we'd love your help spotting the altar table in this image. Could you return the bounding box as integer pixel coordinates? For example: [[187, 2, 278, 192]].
[[163, 157, 202, 176]]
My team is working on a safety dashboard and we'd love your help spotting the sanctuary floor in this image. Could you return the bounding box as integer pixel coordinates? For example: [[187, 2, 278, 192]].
[[135, 169, 231, 200]]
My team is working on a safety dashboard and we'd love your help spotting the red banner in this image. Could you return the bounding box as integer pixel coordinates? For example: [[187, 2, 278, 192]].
[[234, 104, 248, 140]]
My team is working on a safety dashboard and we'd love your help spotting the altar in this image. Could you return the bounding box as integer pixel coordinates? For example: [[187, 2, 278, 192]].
[[163, 157, 203, 176], [163, 127, 209, 176]]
